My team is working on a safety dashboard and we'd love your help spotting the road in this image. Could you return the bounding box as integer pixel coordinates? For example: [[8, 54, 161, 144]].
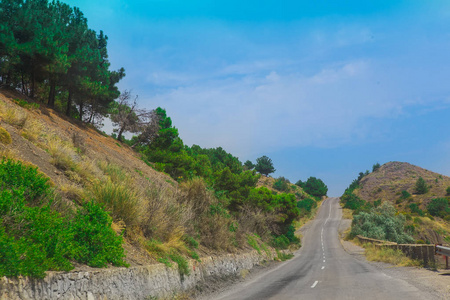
[[213, 197, 436, 300]]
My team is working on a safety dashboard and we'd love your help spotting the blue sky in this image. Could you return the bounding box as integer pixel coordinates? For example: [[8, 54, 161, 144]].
[[65, 0, 450, 196]]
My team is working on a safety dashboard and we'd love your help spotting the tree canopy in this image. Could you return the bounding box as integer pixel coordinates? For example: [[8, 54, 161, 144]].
[[255, 155, 275, 176], [0, 0, 124, 124]]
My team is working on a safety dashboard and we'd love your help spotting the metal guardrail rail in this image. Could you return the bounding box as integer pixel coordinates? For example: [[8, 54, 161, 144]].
[[435, 245, 450, 269]]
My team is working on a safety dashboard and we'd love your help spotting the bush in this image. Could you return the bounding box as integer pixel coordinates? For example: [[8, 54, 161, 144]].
[[415, 177, 428, 194], [0, 158, 127, 278], [372, 163, 380, 172], [427, 198, 450, 218], [401, 190, 411, 199], [273, 177, 290, 192], [447, 186, 450, 196], [297, 198, 317, 216], [408, 203, 425, 216], [303, 177, 328, 197], [350, 202, 414, 244], [0, 126, 12, 144]]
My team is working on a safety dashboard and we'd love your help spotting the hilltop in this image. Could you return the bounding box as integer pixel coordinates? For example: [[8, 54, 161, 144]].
[[355, 161, 450, 208]]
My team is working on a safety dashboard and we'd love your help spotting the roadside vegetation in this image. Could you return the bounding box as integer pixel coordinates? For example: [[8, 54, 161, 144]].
[[0, 0, 331, 279]]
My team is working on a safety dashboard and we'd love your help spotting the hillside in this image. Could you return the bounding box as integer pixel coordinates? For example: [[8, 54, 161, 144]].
[[0, 88, 321, 278], [343, 161, 450, 244], [355, 161, 450, 208]]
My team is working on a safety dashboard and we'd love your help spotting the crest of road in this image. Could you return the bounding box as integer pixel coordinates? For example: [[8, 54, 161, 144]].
[[213, 197, 435, 300]]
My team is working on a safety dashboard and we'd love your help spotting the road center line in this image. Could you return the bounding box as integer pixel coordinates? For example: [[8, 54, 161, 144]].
[[311, 280, 319, 288], [323, 260, 325, 263], [321, 266, 325, 270]]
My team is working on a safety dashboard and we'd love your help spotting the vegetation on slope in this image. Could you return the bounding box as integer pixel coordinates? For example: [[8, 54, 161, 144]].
[[341, 162, 450, 244], [0, 0, 331, 278]]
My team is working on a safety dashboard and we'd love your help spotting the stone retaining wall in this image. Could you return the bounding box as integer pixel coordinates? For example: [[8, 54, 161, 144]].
[[356, 235, 435, 265], [0, 250, 281, 300]]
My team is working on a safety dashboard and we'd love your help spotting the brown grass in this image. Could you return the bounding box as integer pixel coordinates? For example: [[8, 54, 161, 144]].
[[0, 126, 12, 144], [363, 243, 421, 267]]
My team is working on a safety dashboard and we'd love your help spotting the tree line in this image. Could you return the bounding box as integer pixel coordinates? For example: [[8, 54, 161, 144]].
[[0, 0, 124, 125]]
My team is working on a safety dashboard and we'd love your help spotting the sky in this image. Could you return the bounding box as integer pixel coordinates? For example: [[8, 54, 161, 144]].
[[64, 0, 450, 196]]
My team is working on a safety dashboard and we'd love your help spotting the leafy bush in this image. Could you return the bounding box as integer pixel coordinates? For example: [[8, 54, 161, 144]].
[[341, 190, 365, 210], [415, 177, 428, 194], [401, 190, 411, 199], [350, 202, 414, 244], [302, 177, 328, 198], [427, 198, 450, 218], [297, 198, 317, 216], [408, 203, 425, 216], [273, 177, 290, 192], [0, 159, 127, 278], [447, 186, 450, 196], [271, 235, 290, 249]]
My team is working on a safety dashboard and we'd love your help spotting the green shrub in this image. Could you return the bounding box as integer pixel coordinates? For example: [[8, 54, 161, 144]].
[[372, 163, 380, 172], [71, 201, 127, 268], [415, 177, 428, 194], [427, 198, 450, 218], [168, 251, 190, 277], [303, 177, 328, 197], [408, 203, 425, 216], [401, 190, 411, 199], [0, 158, 127, 278], [248, 234, 261, 254], [271, 235, 290, 249], [273, 177, 290, 192], [297, 198, 317, 216], [350, 202, 414, 244]]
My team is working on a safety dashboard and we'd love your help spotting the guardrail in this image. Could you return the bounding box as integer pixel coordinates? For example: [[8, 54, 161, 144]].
[[435, 245, 450, 269]]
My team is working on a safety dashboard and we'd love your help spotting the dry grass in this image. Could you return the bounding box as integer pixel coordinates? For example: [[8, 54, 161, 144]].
[[363, 243, 421, 267], [3, 106, 28, 128], [22, 118, 44, 143], [46, 136, 78, 171], [342, 207, 353, 219], [0, 126, 12, 144], [59, 183, 85, 205]]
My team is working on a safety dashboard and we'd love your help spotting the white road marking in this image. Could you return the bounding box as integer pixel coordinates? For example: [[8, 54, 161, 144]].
[[311, 280, 319, 288], [321, 266, 325, 270], [323, 260, 325, 263]]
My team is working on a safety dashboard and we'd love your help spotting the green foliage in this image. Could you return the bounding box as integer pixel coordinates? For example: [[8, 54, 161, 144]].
[[302, 177, 328, 197], [273, 177, 290, 192], [401, 190, 411, 199], [372, 162, 381, 172], [341, 190, 365, 210], [255, 155, 275, 176], [408, 203, 425, 216], [243, 160, 255, 170], [297, 198, 317, 216], [0, 159, 127, 278], [427, 198, 450, 218], [168, 252, 190, 277], [71, 201, 127, 268], [446, 186, 450, 196], [271, 235, 290, 249], [247, 234, 261, 254], [415, 177, 428, 194], [350, 202, 414, 244]]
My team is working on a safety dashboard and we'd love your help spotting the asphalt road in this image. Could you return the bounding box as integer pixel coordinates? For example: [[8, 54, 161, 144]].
[[213, 197, 436, 300]]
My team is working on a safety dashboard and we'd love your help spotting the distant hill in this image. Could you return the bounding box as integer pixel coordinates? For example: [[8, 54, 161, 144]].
[[354, 161, 450, 209]]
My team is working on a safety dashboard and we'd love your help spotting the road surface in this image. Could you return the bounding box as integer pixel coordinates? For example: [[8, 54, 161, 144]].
[[213, 197, 436, 300]]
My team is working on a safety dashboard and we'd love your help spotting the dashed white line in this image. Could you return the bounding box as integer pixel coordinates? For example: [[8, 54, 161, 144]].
[[323, 260, 325, 263], [321, 266, 325, 270], [311, 280, 319, 288]]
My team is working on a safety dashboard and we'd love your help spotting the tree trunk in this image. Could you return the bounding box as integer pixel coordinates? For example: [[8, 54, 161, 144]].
[[117, 127, 125, 142], [30, 70, 35, 98], [66, 88, 72, 116], [48, 80, 56, 107], [79, 102, 84, 121]]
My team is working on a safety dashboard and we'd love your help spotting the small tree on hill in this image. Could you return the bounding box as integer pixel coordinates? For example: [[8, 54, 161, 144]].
[[244, 160, 255, 170], [372, 162, 381, 172], [255, 155, 275, 176], [415, 177, 428, 194]]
